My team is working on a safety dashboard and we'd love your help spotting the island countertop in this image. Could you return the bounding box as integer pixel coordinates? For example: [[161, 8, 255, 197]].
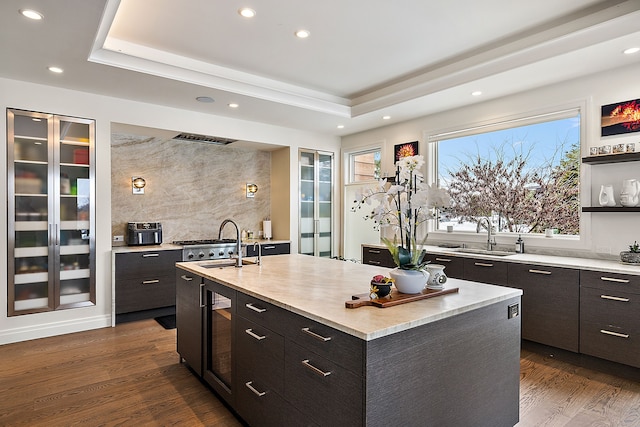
[[177, 254, 522, 340]]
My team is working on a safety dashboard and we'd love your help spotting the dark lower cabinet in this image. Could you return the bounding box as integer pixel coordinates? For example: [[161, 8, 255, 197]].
[[424, 252, 464, 278], [361, 245, 395, 267], [245, 242, 291, 257], [176, 270, 203, 375], [463, 257, 509, 286]]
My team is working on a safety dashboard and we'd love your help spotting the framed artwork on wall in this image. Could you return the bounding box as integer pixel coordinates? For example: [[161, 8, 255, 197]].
[[601, 98, 640, 137], [394, 141, 419, 162]]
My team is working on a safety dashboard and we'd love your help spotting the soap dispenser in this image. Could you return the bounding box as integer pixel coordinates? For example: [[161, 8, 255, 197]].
[[515, 235, 524, 253]]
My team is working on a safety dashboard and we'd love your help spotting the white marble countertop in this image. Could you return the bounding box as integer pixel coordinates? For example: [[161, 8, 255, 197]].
[[364, 243, 640, 276], [176, 254, 522, 341]]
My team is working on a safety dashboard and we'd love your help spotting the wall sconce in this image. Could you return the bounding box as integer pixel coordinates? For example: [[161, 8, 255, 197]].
[[246, 183, 258, 198], [132, 177, 146, 194]]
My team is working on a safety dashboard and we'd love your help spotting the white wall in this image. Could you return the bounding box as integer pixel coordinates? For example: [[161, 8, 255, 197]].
[[341, 63, 640, 258], [0, 77, 340, 344]]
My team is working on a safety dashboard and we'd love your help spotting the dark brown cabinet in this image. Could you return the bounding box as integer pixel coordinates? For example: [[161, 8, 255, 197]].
[[580, 270, 639, 368], [424, 252, 464, 279], [463, 257, 509, 286], [115, 249, 181, 315], [245, 242, 291, 257], [176, 270, 203, 375], [508, 263, 579, 352], [361, 245, 395, 268]]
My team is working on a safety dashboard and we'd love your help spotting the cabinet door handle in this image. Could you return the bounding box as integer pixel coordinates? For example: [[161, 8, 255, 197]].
[[245, 328, 266, 341], [301, 327, 332, 342], [600, 276, 630, 283], [263, 246, 276, 250], [368, 249, 381, 254], [474, 262, 494, 267], [245, 381, 266, 397], [142, 253, 160, 257], [181, 275, 193, 281], [367, 260, 381, 265], [199, 282, 205, 308], [600, 329, 630, 339], [600, 295, 630, 302], [301, 359, 332, 377], [245, 303, 267, 313], [141, 279, 160, 285], [528, 269, 551, 275], [435, 258, 452, 263]]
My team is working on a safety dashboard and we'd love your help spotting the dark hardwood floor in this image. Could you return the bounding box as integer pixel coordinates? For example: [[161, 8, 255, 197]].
[[0, 319, 638, 426]]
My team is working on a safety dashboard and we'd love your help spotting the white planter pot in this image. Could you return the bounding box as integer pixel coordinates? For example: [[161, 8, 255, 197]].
[[389, 268, 429, 294]]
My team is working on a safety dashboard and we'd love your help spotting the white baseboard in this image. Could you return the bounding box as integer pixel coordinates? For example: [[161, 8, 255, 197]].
[[0, 314, 112, 345]]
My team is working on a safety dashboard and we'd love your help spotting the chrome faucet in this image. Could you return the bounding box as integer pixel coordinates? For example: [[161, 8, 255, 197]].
[[253, 241, 262, 265], [218, 219, 243, 267], [476, 217, 496, 251]]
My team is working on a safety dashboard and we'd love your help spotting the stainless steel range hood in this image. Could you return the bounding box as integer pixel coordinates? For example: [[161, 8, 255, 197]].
[[172, 132, 237, 145]]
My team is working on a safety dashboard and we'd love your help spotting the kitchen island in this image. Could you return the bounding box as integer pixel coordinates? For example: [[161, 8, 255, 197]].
[[176, 254, 522, 427]]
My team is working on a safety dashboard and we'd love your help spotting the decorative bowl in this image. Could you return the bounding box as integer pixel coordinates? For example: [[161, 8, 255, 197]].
[[370, 282, 392, 298]]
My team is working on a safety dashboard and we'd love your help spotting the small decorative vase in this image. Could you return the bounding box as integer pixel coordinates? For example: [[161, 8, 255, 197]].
[[389, 268, 429, 294], [370, 282, 392, 298], [620, 251, 640, 264], [425, 264, 447, 290]]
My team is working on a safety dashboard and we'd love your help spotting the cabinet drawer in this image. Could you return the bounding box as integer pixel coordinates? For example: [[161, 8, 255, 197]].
[[463, 258, 509, 286], [581, 286, 638, 329], [424, 253, 464, 279], [237, 316, 284, 394], [283, 312, 364, 376], [285, 341, 363, 427], [115, 250, 181, 278], [580, 321, 639, 368], [115, 275, 175, 313], [580, 270, 640, 294], [237, 292, 289, 334], [362, 245, 395, 268], [246, 242, 291, 257]]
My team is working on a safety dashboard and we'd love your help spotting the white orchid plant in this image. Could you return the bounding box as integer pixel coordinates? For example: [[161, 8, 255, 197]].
[[353, 155, 452, 270]]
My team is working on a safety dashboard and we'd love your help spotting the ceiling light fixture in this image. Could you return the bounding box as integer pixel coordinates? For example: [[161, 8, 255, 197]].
[[196, 96, 214, 103], [238, 8, 256, 18], [471, 91, 483, 96], [295, 29, 310, 39], [228, 103, 239, 108], [19, 9, 43, 20], [382, 115, 391, 120], [337, 125, 344, 129], [623, 47, 640, 55], [48, 66, 63, 74]]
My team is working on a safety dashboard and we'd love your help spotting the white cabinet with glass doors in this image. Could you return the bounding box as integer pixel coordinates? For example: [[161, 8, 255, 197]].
[[7, 109, 95, 316], [299, 150, 333, 257]]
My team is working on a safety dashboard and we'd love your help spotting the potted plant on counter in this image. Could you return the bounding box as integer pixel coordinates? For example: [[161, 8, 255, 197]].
[[353, 155, 452, 293], [620, 240, 640, 264]]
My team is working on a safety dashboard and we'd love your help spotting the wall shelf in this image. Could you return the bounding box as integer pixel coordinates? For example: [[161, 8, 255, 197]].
[[582, 152, 640, 165], [582, 206, 640, 212]]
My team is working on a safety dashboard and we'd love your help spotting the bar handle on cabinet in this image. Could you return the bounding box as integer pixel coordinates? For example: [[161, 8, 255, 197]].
[[528, 269, 551, 275], [55, 224, 59, 246], [301, 327, 332, 342], [367, 260, 381, 265], [600, 329, 629, 339], [435, 258, 452, 263], [141, 279, 160, 285], [245, 381, 266, 397], [301, 359, 332, 377], [245, 303, 267, 313], [199, 282, 205, 308], [245, 328, 266, 341], [368, 249, 381, 254], [263, 246, 276, 250], [142, 253, 160, 258], [474, 262, 494, 267], [49, 224, 53, 246], [600, 295, 630, 302], [314, 220, 319, 234], [180, 275, 193, 281], [600, 276, 630, 283]]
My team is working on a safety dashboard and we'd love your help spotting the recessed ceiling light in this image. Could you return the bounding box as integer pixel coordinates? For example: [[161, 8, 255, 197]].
[[382, 116, 391, 120], [471, 91, 482, 96], [238, 8, 255, 18], [295, 29, 310, 39], [623, 47, 640, 55], [196, 96, 215, 103], [48, 66, 63, 74], [337, 125, 344, 129], [228, 103, 239, 108], [19, 9, 43, 20]]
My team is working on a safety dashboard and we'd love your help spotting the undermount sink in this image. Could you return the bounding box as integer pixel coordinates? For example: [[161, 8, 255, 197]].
[[198, 259, 257, 268], [453, 248, 516, 257]]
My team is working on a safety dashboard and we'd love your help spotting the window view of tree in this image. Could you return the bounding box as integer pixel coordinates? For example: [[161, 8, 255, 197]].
[[437, 113, 580, 235]]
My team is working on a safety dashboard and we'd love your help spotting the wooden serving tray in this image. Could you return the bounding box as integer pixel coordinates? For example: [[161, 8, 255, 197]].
[[345, 287, 459, 308]]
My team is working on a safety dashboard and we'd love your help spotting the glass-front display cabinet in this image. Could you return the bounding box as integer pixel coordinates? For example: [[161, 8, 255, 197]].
[[299, 149, 333, 258], [7, 109, 95, 316]]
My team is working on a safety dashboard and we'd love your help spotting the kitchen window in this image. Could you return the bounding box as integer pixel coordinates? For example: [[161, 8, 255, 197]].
[[349, 148, 381, 183], [433, 108, 581, 236]]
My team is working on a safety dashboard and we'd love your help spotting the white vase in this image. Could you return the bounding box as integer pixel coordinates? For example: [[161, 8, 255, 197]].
[[425, 264, 447, 290], [389, 268, 429, 294]]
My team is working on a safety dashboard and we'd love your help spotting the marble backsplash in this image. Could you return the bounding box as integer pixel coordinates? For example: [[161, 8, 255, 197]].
[[111, 134, 271, 243]]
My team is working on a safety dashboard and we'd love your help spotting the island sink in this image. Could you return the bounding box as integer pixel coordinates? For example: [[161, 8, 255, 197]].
[[454, 247, 516, 257]]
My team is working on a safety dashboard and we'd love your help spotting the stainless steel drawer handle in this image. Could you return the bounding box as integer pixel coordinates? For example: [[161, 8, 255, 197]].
[[301, 359, 331, 377], [301, 327, 332, 342], [245, 381, 266, 397], [245, 303, 267, 313], [141, 279, 160, 285], [528, 269, 551, 275], [263, 246, 276, 250], [368, 249, 381, 254], [600, 295, 630, 302], [600, 277, 630, 283], [474, 262, 493, 267], [199, 282, 205, 308], [368, 261, 381, 265], [142, 253, 160, 258], [181, 275, 193, 281], [245, 328, 266, 341], [600, 329, 630, 339], [435, 258, 452, 263]]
